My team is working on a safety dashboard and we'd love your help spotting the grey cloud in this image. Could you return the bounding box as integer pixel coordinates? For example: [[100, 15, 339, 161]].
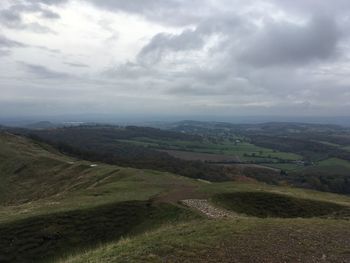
[[137, 15, 244, 65], [105, 4, 349, 114], [87, 0, 208, 26], [138, 30, 205, 64], [238, 16, 339, 67], [271, 0, 350, 16], [134, 5, 342, 70], [27, 22, 56, 34], [0, 49, 11, 56], [64, 62, 89, 68], [0, 34, 61, 56], [29, 0, 68, 5], [0, 34, 26, 48], [88, 0, 179, 14], [0, 34, 27, 56], [35, 45, 61, 54], [0, 1, 62, 32], [40, 8, 60, 19], [20, 62, 70, 79], [104, 62, 155, 80], [0, 8, 21, 27]]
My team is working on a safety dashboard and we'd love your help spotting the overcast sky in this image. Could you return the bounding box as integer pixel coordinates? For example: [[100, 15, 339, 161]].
[[1, 0, 350, 118]]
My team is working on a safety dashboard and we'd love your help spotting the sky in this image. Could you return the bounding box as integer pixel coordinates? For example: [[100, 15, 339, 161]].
[[1, 0, 350, 119]]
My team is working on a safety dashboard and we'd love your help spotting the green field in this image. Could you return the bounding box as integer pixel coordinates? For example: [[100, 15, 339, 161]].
[[318, 158, 350, 168], [1, 132, 350, 262], [343, 146, 350, 152], [260, 163, 303, 172], [317, 140, 341, 147], [301, 158, 350, 175], [118, 137, 302, 162]]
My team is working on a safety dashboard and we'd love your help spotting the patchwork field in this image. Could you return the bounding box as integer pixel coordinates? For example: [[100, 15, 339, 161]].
[[159, 149, 240, 162], [119, 137, 302, 162]]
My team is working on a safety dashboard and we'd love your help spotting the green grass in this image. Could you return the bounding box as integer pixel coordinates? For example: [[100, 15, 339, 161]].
[[0, 133, 205, 262], [61, 218, 350, 263], [0, 201, 200, 263], [0, 133, 199, 223], [0, 167, 197, 224], [212, 192, 349, 218], [196, 181, 350, 211]]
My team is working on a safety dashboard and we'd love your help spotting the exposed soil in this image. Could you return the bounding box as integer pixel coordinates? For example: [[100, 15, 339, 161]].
[[181, 199, 238, 219]]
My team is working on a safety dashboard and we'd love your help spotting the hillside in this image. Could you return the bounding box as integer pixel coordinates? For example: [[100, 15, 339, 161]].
[[0, 132, 202, 262], [13, 122, 350, 194], [0, 132, 350, 262], [63, 219, 350, 263]]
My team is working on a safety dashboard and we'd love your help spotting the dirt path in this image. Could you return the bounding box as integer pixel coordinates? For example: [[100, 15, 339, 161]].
[[152, 185, 237, 219], [181, 199, 238, 219]]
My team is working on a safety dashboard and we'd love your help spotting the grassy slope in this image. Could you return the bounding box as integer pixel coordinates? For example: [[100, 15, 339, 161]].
[[60, 177, 350, 262], [0, 201, 200, 263], [1, 132, 350, 262], [63, 219, 350, 263], [61, 179, 350, 262], [197, 181, 350, 205], [0, 132, 198, 223], [212, 192, 349, 218], [0, 133, 202, 262]]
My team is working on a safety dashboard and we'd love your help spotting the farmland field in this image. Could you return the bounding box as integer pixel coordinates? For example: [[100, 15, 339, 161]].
[[159, 149, 240, 162], [118, 137, 302, 162], [302, 158, 350, 175], [260, 163, 304, 172], [343, 146, 350, 152]]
